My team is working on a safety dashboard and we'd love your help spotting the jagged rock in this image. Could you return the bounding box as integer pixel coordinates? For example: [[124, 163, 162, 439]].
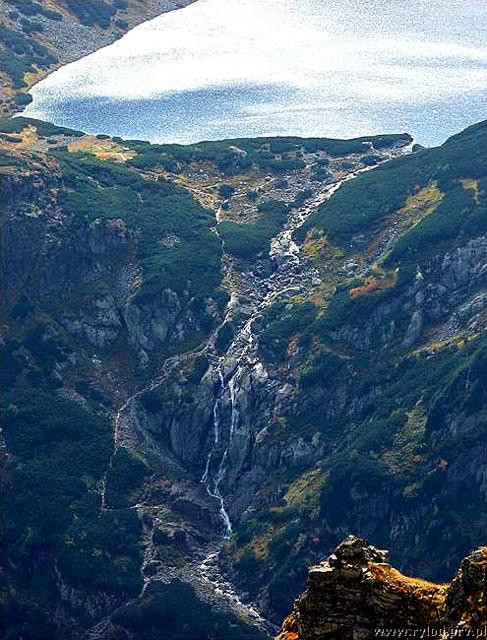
[[276, 536, 487, 640], [401, 309, 423, 348], [446, 547, 487, 627]]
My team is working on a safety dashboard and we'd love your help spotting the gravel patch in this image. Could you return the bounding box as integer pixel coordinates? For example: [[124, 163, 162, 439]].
[[2, 0, 198, 69]]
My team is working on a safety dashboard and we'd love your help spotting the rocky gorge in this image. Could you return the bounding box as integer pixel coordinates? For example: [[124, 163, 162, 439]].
[[0, 3, 486, 639], [2, 112, 486, 639]]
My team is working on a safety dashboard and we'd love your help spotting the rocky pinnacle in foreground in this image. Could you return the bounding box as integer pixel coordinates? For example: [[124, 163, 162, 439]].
[[276, 536, 487, 640]]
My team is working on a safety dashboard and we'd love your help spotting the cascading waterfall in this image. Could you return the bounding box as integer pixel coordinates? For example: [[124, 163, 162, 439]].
[[200, 309, 261, 538], [200, 364, 236, 539], [88, 146, 410, 640], [199, 191, 330, 536], [228, 376, 239, 438], [201, 367, 224, 483], [199, 160, 406, 540]]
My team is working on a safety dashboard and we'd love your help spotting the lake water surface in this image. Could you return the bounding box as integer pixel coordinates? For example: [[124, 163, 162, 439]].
[[24, 0, 487, 145]]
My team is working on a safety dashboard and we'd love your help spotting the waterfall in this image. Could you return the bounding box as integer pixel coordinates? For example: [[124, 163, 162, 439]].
[[199, 174, 355, 538], [200, 365, 236, 539], [199, 154, 409, 540], [200, 351, 243, 538]]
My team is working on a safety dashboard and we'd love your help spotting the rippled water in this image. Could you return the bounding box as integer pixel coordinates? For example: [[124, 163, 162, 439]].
[[24, 0, 487, 145]]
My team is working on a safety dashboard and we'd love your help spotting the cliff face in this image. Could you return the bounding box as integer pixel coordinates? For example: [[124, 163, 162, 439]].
[[277, 536, 487, 640], [1, 131, 232, 639], [2, 156, 221, 363], [221, 122, 487, 623]]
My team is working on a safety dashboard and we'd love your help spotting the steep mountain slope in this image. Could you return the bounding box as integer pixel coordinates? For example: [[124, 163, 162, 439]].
[[222, 121, 487, 621], [0, 0, 196, 116], [1, 116, 486, 639], [0, 120, 231, 639]]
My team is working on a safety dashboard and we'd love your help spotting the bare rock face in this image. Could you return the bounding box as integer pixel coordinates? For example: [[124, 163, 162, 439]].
[[446, 547, 487, 628], [276, 536, 487, 640]]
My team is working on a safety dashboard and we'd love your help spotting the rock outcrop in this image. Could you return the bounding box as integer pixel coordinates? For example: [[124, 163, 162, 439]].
[[276, 536, 487, 640]]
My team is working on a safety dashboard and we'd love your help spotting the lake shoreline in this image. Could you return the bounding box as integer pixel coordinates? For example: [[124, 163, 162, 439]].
[[21, 0, 487, 148], [1, 0, 198, 118]]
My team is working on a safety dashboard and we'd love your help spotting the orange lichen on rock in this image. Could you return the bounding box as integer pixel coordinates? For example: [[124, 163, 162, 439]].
[[349, 277, 381, 299], [367, 562, 446, 597], [276, 613, 300, 640], [367, 562, 447, 620]]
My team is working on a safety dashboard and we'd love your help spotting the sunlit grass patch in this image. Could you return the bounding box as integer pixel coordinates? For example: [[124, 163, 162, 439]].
[[460, 178, 480, 204], [68, 135, 136, 162], [284, 469, 327, 508]]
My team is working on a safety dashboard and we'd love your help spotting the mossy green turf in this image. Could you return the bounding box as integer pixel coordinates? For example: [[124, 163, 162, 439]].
[[301, 120, 487, 256], [58, 153, 222, 301], [268, 120, 487, 361], [126, 133, 411, 176], [0, 25, 56, 88], [0, 116, 84, 137], [219, 199, 290, 261]]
